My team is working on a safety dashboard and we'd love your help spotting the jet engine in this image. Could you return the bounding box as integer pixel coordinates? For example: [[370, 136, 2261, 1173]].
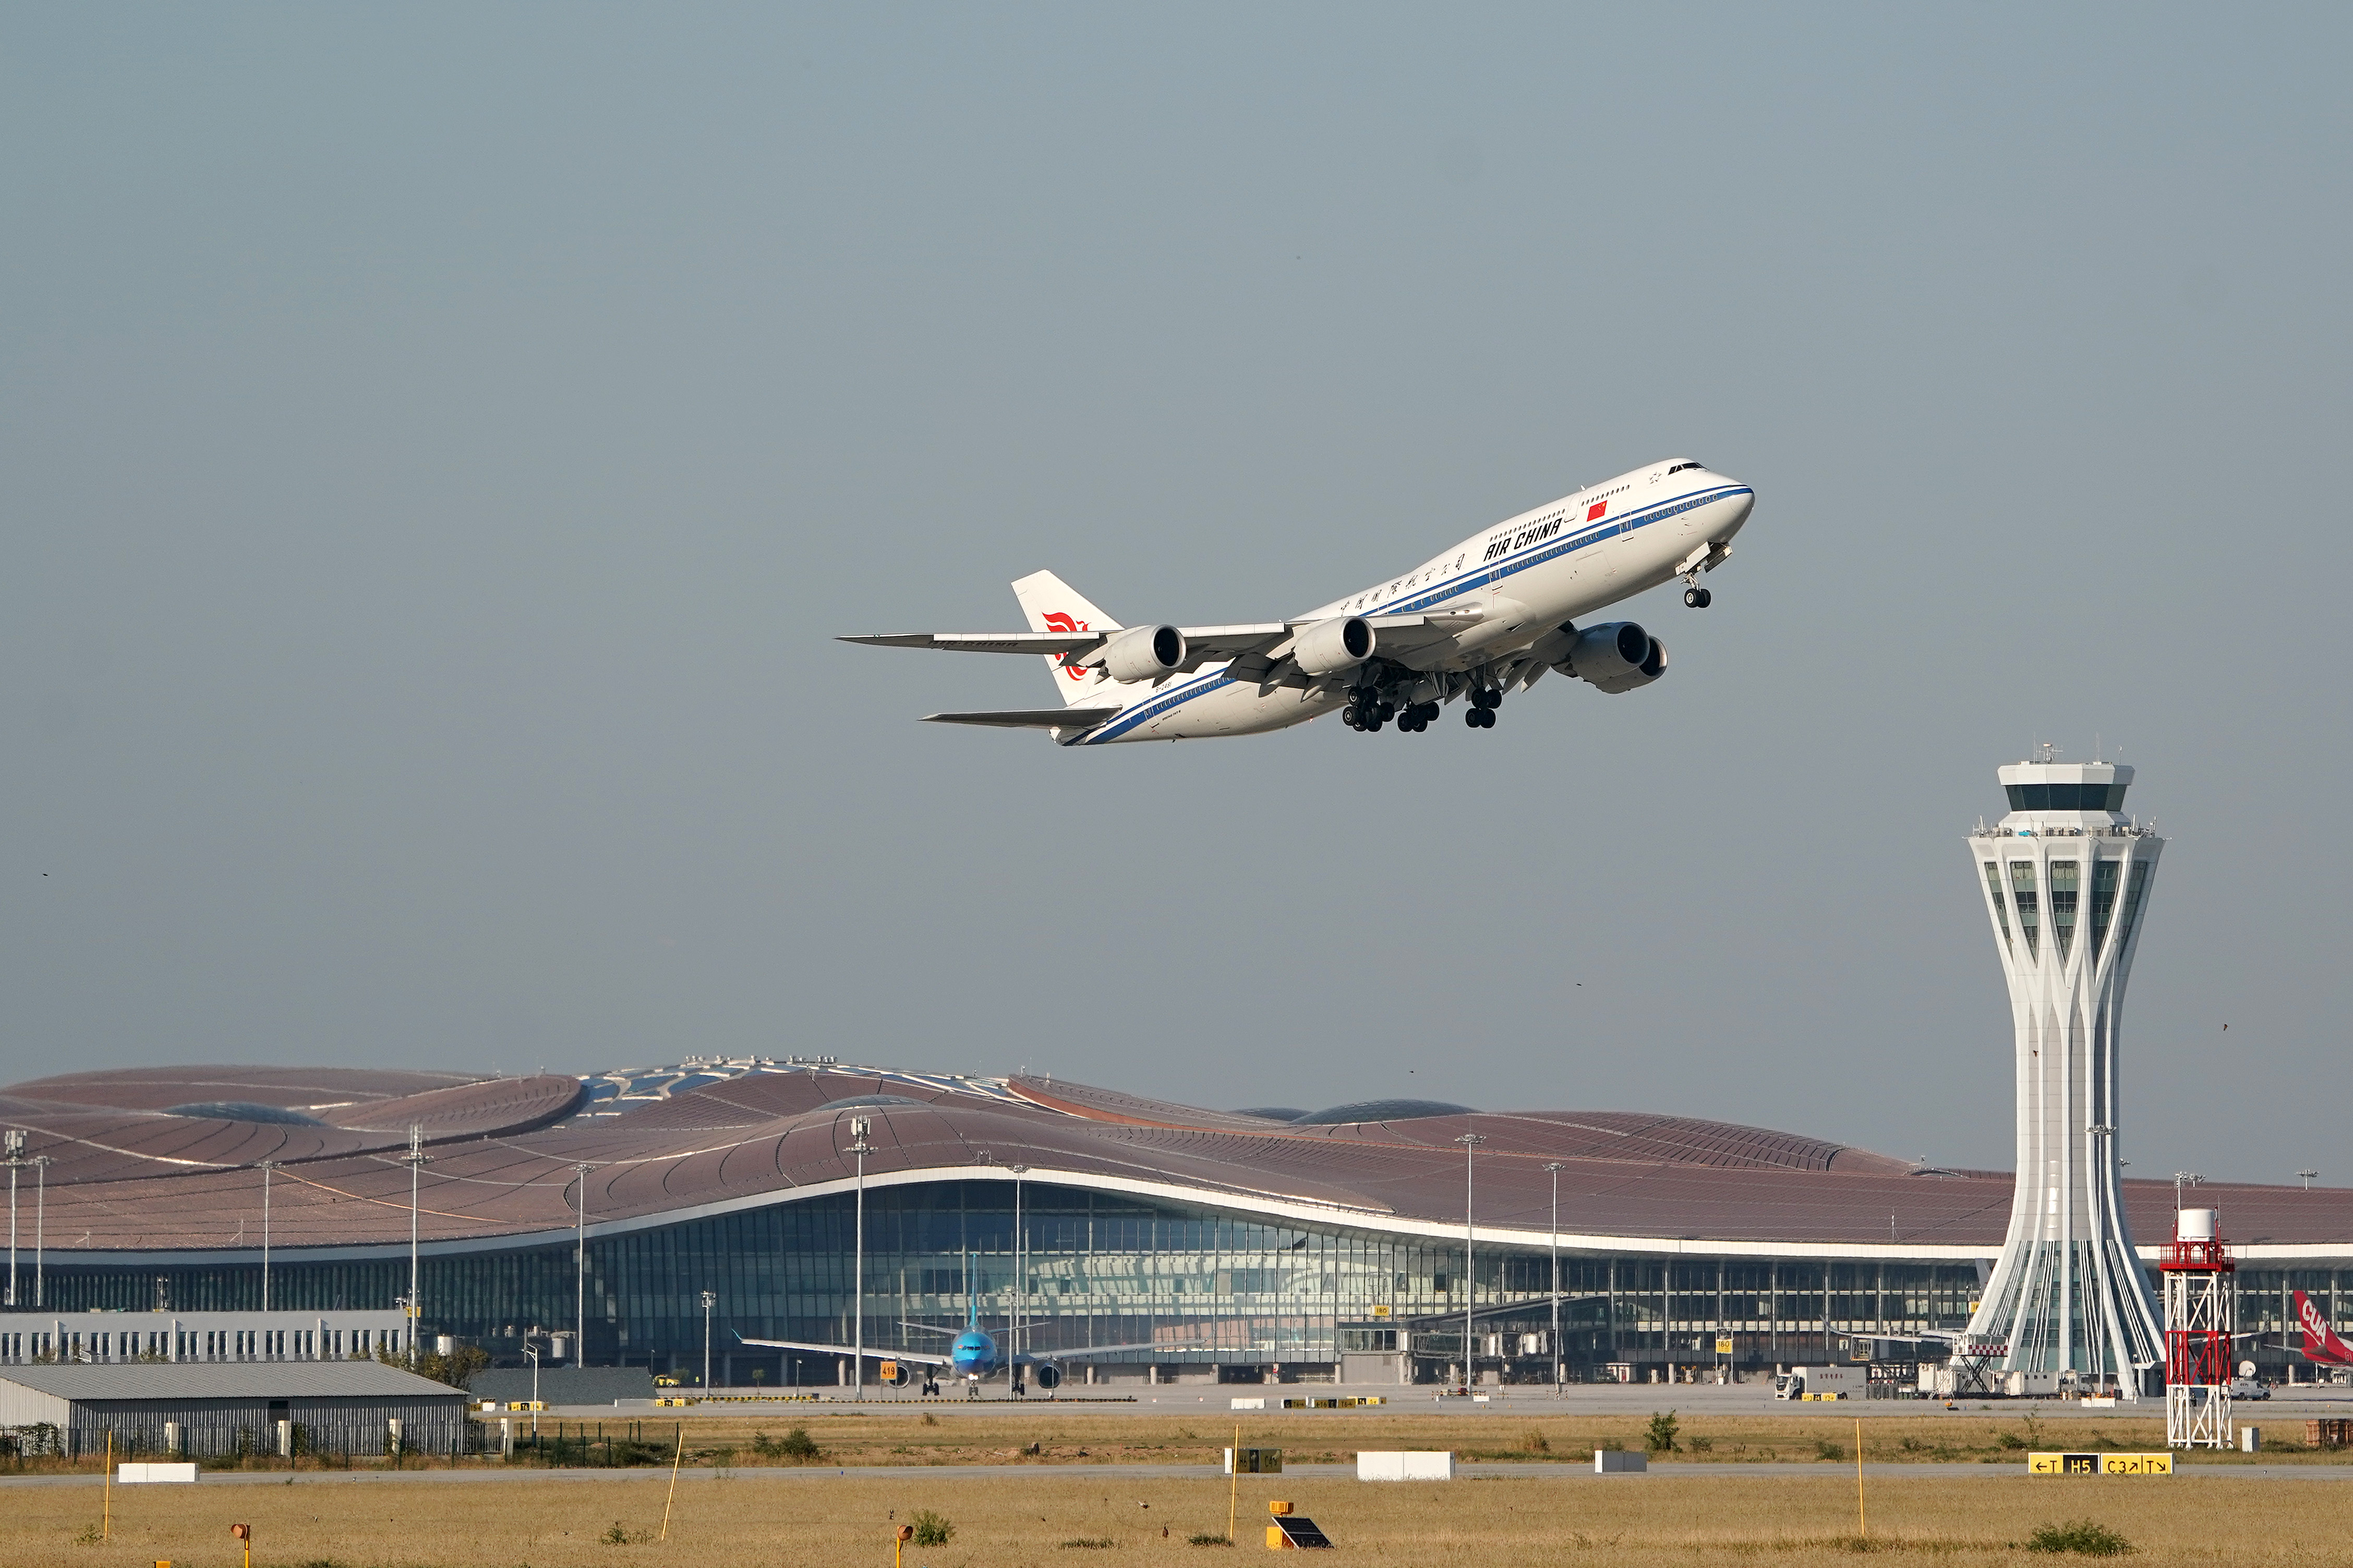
[[1091, 624, 1187, 683], [1032, 1362, 1064, 1390], [1561, 621, 1667, 694], [1293, 615, 1374, 676]]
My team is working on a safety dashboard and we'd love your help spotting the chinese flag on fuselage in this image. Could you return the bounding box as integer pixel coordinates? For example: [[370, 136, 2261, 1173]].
[[1586, 501, 1608, 522]]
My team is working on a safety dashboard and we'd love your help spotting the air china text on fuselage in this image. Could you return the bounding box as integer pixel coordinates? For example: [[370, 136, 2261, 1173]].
[[843, 458, 1754, 744]]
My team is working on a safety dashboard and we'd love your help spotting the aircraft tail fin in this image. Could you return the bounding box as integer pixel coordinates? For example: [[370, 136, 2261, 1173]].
[[2295, 1288, 2353, 1365], [1012, 570, 1124, 708], [966, 1248, 980, 1332]]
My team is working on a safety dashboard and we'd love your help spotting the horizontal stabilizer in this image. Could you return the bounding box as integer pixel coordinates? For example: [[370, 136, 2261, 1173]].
[[922, 707, 1123, 730]]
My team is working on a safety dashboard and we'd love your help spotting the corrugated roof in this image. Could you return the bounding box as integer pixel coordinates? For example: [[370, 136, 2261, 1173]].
[[0, 1361, 466, 1402], [4, 1062, 2349, 1257]]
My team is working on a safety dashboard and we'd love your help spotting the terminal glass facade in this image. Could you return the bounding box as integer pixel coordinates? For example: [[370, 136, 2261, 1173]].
[[21, 1181, 2349, 1381]]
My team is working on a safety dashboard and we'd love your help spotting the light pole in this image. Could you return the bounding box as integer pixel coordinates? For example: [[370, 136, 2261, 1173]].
[[571, 1162, 597, 1369], [5, 1128, 23, 1308], [848, 1117, 873, 1399], [523, 1335, 542, 1438], [701, 1290, 718, 1391], [256, 1161, 280, 1312], [1009, 1162, 1028, 1382], [401, 1126, 431, 1363], [1455, 1132, 1485, 1394], [2299, 1170, 2319, 1190], [1545, 1162, 1564, 1391], [32, 1154, 51, 1307]]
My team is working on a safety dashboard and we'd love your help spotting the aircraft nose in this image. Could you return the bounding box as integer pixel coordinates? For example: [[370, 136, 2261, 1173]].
[[1714, 479, 1755, 538]]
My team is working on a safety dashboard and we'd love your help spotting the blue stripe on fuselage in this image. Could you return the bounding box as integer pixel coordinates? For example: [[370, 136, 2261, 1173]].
[[1070, 482, 1750, 746]]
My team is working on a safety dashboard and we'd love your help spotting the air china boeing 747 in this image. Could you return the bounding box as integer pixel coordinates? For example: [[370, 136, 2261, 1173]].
[[844, 457, 1754, 744]]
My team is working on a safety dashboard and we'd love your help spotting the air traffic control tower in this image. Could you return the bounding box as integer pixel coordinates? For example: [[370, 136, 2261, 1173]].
[[1963, 753, 2166, 1398]]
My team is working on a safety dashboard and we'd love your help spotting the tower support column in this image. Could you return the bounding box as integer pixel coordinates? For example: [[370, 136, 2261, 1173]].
[[1962, 756, 2165, 1400]]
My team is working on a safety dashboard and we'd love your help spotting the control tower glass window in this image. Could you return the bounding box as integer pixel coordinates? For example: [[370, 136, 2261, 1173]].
[[2008, 861, 2040, 957], [2090, 859, 2121, 959], [1983, 862, 2011, 949], [2004, 783, 2129, 811], [2117, 861, 2151, 951], [2048, 862, 2080, 960]]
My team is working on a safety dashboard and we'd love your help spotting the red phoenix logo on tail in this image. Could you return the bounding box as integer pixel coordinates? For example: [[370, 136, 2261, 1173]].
[[1043, 611, 1090, 680]]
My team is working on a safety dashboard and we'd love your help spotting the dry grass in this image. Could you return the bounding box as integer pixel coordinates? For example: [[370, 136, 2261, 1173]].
[[9, 1468, 2353, 1568], [487, 1408, 2346, 1469]]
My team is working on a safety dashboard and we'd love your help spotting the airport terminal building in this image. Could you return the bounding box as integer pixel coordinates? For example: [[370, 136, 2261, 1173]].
[[3, 1061, 2347, 1386]]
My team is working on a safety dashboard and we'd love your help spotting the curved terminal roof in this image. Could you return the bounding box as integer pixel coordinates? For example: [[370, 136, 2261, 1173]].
[[2, 1060, 2346, 1265]]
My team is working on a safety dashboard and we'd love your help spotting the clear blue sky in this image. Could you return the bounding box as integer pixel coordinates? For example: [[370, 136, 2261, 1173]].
[[5, 4, 2347, 1181]]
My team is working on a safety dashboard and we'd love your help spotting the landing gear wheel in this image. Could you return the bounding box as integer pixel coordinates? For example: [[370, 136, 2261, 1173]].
[[1342, 704, 1361, 728], [1378, 701, 1396, 722], [1684, 586, 1712, 608], [1465, 707, 1483, 728], [1479, 707, 1498, 728]]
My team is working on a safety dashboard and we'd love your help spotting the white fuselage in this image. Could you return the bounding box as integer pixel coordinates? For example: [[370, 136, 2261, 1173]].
[[1063, 460, 1753, 745]]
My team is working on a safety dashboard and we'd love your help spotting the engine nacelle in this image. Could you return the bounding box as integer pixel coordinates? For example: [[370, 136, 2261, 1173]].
[[1093, 624, 1187, 683], [1562, 621, 1667, 694], [1032, 1362, 1063, 1390], [1292, 615, 1374, 676]]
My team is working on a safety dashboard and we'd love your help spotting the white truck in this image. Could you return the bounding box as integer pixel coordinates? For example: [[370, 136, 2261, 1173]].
[[1775, 1365, 1862, 1400]]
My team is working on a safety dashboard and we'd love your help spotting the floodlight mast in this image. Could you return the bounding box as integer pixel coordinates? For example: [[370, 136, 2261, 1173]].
[[571, 1162, 598, 1368], [256, 1161, 279, 1312], [1545, 1163, 1565, 1391], [4, 1128, 23, 1308], [848, 1117, 873, 1399], [1008, 1162, 1028, 1391], [1962, 755, 2166, 1399], [1455, 1132, 1485, 1394], [401, 1126, 431, 1364]]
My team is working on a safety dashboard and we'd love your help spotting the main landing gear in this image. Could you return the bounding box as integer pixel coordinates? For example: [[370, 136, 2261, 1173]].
[[1683, 585, 1713, 609], [1464, 687, 1501, 729], [1347, 690, 1443, 734]]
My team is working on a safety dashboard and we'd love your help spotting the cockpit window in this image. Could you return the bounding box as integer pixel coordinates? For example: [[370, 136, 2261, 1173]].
[[1666, 461, 1706, 476]]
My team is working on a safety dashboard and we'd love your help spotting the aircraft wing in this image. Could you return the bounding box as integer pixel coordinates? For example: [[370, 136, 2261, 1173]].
[[841, 631, 1106, 657], [734, 1333, 955, 1369], [1222, 611, 1488, 689], [921, 707, 1123, 730], [1012, 1341, 1190, 1365]]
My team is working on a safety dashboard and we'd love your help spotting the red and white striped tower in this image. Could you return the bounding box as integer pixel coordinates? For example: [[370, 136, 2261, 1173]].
[[2162, 1208, 2233, 1449]]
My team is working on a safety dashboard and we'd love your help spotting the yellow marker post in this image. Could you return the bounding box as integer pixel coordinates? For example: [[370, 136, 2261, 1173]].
[[230, 1523, 252, 1568], [658, 1423, 685, 1541], [1854, 1419, 1865, 1540], [894, 1523, 912, 1568], [103, 1432, 113, 1541]]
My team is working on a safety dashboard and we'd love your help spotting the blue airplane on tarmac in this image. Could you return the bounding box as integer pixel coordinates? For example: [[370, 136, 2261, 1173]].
[[739, 1251, 1171, 1397]]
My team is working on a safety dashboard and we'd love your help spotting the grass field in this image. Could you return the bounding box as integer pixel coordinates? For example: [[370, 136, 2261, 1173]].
[[10, 1467, 2353, 1568], [465, 1407, 2344, 1469]]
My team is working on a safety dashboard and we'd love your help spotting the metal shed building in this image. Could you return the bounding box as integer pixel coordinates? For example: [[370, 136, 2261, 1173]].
[[0, 1362, 466, 1457]]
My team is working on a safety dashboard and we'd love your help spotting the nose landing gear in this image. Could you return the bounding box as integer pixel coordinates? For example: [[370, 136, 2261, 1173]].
[[1683, 585, 1712, 609]]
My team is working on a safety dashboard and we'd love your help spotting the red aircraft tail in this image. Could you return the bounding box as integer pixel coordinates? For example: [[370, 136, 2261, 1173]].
[[2293, 1289, 2353, 1366]]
